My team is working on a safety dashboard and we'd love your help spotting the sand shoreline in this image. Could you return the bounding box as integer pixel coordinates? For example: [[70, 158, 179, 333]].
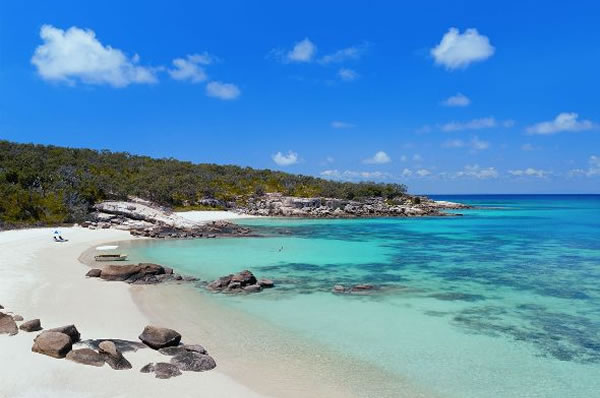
[[1, 221, 436, 398]]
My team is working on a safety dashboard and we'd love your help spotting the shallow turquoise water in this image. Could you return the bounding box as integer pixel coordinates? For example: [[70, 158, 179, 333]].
[[126, 195, 600, 398]]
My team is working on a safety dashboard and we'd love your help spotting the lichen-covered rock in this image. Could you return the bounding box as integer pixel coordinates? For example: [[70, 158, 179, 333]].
[[32, 331, 72, 358], [66, 348, 105, 367], [138, 326, 181, 349], [20, 319, 42, 332]]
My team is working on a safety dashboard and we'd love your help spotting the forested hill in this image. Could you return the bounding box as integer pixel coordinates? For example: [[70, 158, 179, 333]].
[[0, 140, 407, 227]]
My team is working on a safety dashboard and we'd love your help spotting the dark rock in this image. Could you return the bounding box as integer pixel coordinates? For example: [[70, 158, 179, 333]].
[[0, 312, 18, 335], [0, 304, 3, 309], [164, 267, 174, 275], [174, 274, 183, 281], [332, 284, 346, 293], [182, 275, 198, 282], [139, 326, 182, 349], [100, 263, 166, 283], [258, 279, 275, 288], [12, 314, 24, 322], [66, 348, 105, 367], [86, 268, 102, 278], [32, 331, 72, 358], [98, 340, 132, 370], [207, 275, 232, 290], [20, 319, 42, 332], [183, 344, 208, 355], [231, 270, 257, 286], [159, 344, 207, 356], [141, 362, 182, 379], [48, 325, 80, 344], [225, 281, 242, 292], [170, 351, 217, 372], [81, 338, 147, 353], [243, 284, 262, 293], [350, 284, 375, 293]]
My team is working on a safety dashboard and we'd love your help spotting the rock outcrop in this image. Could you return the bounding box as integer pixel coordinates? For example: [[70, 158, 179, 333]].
[[159, 344, 208, 356], [207, 270, 272, 294], [170, 351, 217, 372], [12, 314, 23, 322], [48, 325, 80, 344], [237, 193, 470, 218], [32, 331, 72, 358], [98, 340, 132, 370], [20, 319, 42, 332], [0, 312, 18, 335], [66, 348, 105, 367], [138, 326, 182, 350]]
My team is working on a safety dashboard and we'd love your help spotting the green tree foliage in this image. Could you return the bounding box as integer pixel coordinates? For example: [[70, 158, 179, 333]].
[[0, 140, 407, 227]]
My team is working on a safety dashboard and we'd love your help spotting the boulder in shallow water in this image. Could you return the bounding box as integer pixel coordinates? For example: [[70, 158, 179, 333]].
[[0, 312, 18, 335], [32, 331, 72, 358], [20, 319, 42, 332], [350, 284, 375, 293], [170, 351, 217, 372], [258, 279, 275, 288], [86, 268, 102, 278], [98, 340, 132, 370], [231, 270, 257, 286], [48, 325, 80, 344], [141, 362, 182, 379], [66, 348, 105, 367], [332, 284, 346, 294], [243, 284, 262, 293], [139, 326, 182, 349]]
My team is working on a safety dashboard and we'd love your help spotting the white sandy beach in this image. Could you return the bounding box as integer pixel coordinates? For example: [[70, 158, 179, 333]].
[[176, 210, 257, 224], [0, 226, 269, 398]]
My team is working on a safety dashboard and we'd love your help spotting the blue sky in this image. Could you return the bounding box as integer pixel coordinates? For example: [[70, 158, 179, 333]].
[[1, 1, 599, 194]]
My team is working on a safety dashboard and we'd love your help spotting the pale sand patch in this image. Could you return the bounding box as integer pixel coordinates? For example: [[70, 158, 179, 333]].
[[176, 210, 257, 224], [0, 227, 268, 398]]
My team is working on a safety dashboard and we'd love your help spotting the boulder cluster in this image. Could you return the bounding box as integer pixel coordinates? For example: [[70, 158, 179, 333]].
[[237, 193, 470, 218], [207, 270, 274, 294], [1, 308, 216, 380], [81, 197, 251, 239]]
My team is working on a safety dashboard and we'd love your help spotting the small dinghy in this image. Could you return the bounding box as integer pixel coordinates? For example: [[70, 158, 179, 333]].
[[94, 254, 128, 262]]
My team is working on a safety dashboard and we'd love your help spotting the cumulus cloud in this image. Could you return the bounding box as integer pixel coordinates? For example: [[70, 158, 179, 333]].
[[331, 121, 354, 129], [569, 155, 600, 177], [338, 68, 359, 81], [441, 117, 497, 132], [319, 43, 367, 64], [168, 54, 211, 83], [31, 24, 157, 87], [526, 112, 595, 135], [320, 170, 390, 181], [455, 165, 498, 179], [205, 81, 240, 100], [272, 151, 299, 166], [286, 38, 317, 62], [442, 93, 471, 107], [416, 169, 431, 177], [431, 27, 495, 69], [363, 151, 391, 164], [442, 136, 489, 151], [401, 168, 413, 177], [508, 168, 549, 178]]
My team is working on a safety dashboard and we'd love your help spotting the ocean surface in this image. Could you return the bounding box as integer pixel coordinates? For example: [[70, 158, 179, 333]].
[[125, 195, 600, 398]]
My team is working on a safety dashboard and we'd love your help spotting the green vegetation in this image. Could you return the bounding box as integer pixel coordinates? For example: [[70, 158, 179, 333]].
[[0, 140, 407, 227]]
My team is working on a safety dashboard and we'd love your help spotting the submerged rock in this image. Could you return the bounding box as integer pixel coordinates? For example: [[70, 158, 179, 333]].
[[0, 312, 18, 335], [139, 326, 182, 349], [141, 362, 182, 379], [258, 279, 275, 288], [20, 319, 42, 332], [332, 284, 346, 294], [32, 331, 72, 358], [208, 270, 271, 294], [350, 284, 376, 293], [170, 351, 217, 372], [66, 348, 105, 367]]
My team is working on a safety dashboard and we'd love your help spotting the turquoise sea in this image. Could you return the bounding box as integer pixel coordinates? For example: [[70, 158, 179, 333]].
[[126, 195, 600, 397]]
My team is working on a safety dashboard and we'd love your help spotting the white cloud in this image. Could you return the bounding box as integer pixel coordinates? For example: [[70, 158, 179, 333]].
[[569, 155, 600, 177], [31, 24, 157, 87], [169, 54, 209, 83], [286, 38, 317, 62], [205, 81, 240, 100], [442, 93, 470, 107], [431, 27, 495, 70], [526, 112, 595, 135], [272, 151, 299, 166], [441, 117, 497, 132], [325, 156, 335, 164], [443, 136, 490, 151], [363, 151, 391, 164], [331, 121, 355, 129], [443, 139, 465, 148], [470, 136, 490, 151], [401, 168, 413, 177], [455, 165, 498, 179], [508, 168, 549, 178], [416, 169, 432, 177], [319, 44, 366, 64], [338, 68, 359, 81], [319, 170, 390, 181]]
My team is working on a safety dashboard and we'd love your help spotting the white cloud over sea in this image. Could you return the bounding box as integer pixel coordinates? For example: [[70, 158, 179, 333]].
[[431, 28, 495, 69]]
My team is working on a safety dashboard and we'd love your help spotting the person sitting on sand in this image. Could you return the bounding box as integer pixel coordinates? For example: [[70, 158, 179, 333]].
[[53, 230, 67, 242]]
